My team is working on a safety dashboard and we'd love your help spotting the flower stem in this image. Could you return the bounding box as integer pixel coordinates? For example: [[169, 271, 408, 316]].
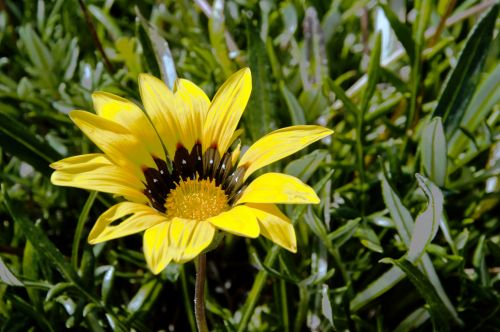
[[195, 254, 208, 332]]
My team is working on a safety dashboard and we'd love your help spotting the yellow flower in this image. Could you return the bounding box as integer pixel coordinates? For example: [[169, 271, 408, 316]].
[[50, 68, 332, 274]]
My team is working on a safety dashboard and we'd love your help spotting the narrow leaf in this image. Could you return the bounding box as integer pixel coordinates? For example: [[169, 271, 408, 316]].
[[135, 8, 177, 89], [280, 82, 306, 125], [407, 174, 444, 261], [208, 0, 233, 78], [381, 258, 451, 331], [421, 117, 447, 187], [379, 4, 415, 62], [245, 19, 276, 140], [0, 112, 61, 176], [448, 63, 500, 157], [380, 172, 413, 244], [2, 185, 81, 284], [432, 4, 499, 136], [0, 257, 23, 286]]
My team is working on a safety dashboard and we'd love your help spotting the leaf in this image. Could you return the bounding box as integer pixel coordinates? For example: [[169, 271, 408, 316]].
[[432, 4, 499, 137], [0, 257, 23, 286], [407, 174, 444, 261], [101, 266, 115, 305], [126, 279, 162, 315], [394, 307, 430, 332], [2, 185, 81, 285], [208, 0, 233, 78], [421, 117, 447, 187], [244, 19, 276, 140], [285, 149, 329, 183], [135, 7, 177, 89], [350, 265, 406, 311], [380, 172, 413, 244], [88, 5, 122, 41], [325, 78, 361, 117], [0, 111, 61, 177], [448, 62, 500, 157], [361, 32, 382, 112], [280, 82, 306, 125], [381, 258, 451, 332], [379, 4, 415, 62], [321, 284, 335, 329]]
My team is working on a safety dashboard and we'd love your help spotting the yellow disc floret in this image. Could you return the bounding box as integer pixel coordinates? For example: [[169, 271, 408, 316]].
[[165, 178, 228, 220]]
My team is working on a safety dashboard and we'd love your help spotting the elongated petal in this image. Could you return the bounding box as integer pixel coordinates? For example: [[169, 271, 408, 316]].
[[50, 154, 146, 201], [238, 126, 333, 180], [88, 202, 166, 244], [69, 110, 155, 175], [203, 68, 251, 155], [207, 205, 259, 238], [236, 173, 320, 204], [173, 78, 210, 151], [92, 92, 165, 160], [143, 219, 215, 274], [246, 203, 297, 252], [138, 74, 180, 158]]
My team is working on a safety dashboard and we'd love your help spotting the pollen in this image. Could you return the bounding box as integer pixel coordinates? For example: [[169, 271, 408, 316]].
[[165, 178, 228, 220]]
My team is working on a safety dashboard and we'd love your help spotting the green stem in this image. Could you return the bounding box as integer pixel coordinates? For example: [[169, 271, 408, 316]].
[[195, 254, 209, 332], [71, 191, 97, 269]]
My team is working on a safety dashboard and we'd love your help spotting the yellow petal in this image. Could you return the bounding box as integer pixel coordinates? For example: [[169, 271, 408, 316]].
[[92, 91, 165, 160], [245, 203, 297, 252], [138, 74, 180, 158], [143, 219, 215, 274], [50, 154, 146, 201], [207, 205, 259, 238], [203, 68, 251, 155], [88, 202, 166, 244], [69, 110, 155, 175], [238, 126, 333, 180], [236, 173, 320, 205], [173, 78, 210, 151]]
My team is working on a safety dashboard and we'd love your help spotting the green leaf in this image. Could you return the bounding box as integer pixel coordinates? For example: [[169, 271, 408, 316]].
[[244, 19, 276, 140], [448, 62, 500, 157], [88, 5, 122, 41], [101, 266, 115, 305], [285, 149, 329, 182], [421, 117, 447, 187], [380, 258, 451, 332], [325, 78, 361, 117], [361, 32, 381, 112], [432, 4, 499, 137], [2, 185, 81, 284], [0, 257, 23, 287], [394, 307, 430, 332], [350, 265, 406, 311], [0, 112, 61, 176], [135, 7, 177, 89], [126, 279, 162, 316], [407, 174, 443, 261], [379, 4, 415, 62], [380, 172, 413, 245], [209, 0, 233, 78], [280, 82, 306, 125]]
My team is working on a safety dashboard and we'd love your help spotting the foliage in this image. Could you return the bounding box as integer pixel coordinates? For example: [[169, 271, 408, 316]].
[[1, 0, 499, 331]]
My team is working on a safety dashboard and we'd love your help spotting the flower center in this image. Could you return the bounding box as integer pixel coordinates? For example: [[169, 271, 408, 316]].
[[165, 178, 228, 220]]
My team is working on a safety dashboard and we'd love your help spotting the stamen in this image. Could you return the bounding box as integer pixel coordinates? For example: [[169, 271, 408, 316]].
[[165, 178, 228, 220]]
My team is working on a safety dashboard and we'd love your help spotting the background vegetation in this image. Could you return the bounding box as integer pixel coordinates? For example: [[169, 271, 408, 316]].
[[1, 0, 499, 331]]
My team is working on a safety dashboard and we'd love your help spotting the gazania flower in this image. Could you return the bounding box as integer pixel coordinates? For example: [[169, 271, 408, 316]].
[[51, 68, 332, 274]]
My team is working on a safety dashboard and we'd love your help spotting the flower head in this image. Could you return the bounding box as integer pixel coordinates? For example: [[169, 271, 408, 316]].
[[51, 68, 332, 274]]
